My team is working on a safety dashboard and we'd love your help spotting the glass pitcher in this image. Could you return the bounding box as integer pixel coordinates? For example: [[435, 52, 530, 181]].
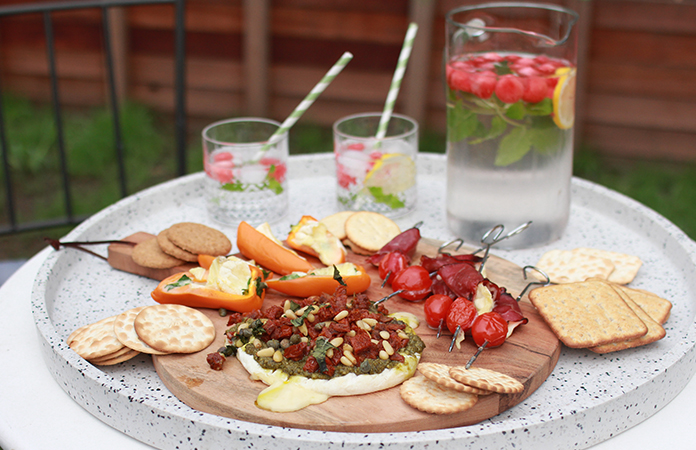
[[444, 2, 579, 249]]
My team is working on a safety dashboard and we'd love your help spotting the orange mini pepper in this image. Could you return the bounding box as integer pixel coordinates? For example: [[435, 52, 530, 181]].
[[286, 215, 346, 266], [266, 263, 371, 298], [151, 258, 266, 313], [237, 221, 314, 276]]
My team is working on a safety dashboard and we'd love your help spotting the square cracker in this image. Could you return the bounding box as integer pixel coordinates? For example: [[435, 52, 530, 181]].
[[536, 249, 615, 284], [572, 248, 642, 284], [590, 284, 666, 353], [616, 285, 672, 325], [529, 280, 648, 348]]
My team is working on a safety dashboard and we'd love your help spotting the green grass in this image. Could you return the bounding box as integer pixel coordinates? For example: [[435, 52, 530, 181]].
[[1, 95, 695, 261]]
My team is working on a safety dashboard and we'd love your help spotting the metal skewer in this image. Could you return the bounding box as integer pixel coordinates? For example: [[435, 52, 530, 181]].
[[515, 265, 551, 301]]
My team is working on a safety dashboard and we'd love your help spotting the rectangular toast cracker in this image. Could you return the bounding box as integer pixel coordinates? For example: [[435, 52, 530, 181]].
[[615, 285, 672, 324], [590, 284, 666, 353], [529, 280, 648, 348]]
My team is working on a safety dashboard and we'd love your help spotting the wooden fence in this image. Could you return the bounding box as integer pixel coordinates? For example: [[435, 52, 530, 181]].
[[0, 0, 694, 161]]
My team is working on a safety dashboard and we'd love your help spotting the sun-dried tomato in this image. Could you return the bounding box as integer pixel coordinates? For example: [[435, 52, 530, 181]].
[[347, 329, 372, 355], [263, 319, 293, 341], [263, 304, 284, 320], [226, 312, 244, 326], [283, 341, 310, 361], [303, 356, 319, 373], [206, 352, 226, 371], [389, 352, 405, 363]]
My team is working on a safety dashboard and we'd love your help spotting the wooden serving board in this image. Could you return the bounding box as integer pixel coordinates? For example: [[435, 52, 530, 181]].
[[150, 238, 561, 433], [107, 232, 197, 280]]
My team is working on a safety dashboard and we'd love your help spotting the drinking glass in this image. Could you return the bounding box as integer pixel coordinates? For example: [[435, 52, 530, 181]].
[[333, 112, 418, 218], [445, 2, 579, 248], [202, 118, 289, 225]]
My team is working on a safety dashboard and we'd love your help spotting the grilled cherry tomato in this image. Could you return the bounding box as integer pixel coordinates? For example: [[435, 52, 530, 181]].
[[378, 252, 409, 285], [471, 312, 508, 348], [445, 297, 477, 334], [391, 265, 432, 301], [424, 294, 454, 329]]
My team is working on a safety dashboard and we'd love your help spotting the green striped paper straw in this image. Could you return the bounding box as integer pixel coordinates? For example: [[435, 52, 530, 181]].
[[261, 51, 354, 152], [376, 22, 418, 140]]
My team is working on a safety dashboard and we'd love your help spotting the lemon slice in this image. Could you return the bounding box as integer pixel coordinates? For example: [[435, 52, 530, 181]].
[[552, 67, 576, 130], [363, 153, 416, 195]]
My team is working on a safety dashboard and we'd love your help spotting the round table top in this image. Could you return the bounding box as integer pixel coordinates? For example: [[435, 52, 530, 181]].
[[3, 153, 696, 450]]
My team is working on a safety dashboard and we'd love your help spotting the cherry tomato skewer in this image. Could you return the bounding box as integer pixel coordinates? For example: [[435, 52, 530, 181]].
[[391, 265, 433, 301], [445, 298, 477, 352], [465, 340, 488, 369], [424, 294, 453, 338]]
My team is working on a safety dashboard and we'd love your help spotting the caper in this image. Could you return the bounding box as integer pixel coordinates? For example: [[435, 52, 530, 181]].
[[221, 345, 236, 357], [238, 328, 253, 339], [359, 360, 373, 374], [280, 338, 290, 349], [267, 339, 280, 350], [218, 308, 228, 317], [289, 334, 301, 345], [217, 346, 227, 354]]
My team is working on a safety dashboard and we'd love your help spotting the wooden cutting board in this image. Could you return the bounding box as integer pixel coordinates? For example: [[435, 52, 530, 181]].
[[147, 238, 561, 433]]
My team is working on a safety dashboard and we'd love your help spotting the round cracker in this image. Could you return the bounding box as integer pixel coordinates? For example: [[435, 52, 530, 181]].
[[418, 363, 492, 395], [132, 237, 187, 269], [90, 348, 140, 366], [319, 211, 354, 240], [344, 211, 400, 252], [68, 315, 125, 360], [342, 238, 374, 256], [400, 375, 478, 414], [134, 304, 215, 354], [449, 366, 524, 394], [114, 306, 169, 355], [157, 229, 199, 262], [166, 222, 231, 256]]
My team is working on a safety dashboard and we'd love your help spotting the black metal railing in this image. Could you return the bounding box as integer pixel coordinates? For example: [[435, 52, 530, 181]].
[[0, 0, 187, 235]]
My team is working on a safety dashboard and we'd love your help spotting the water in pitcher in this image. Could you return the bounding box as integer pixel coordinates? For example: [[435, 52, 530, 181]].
[[445, 52, 575, 248]]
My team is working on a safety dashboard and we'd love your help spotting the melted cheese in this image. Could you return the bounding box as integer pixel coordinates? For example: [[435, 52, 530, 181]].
[[237, 349, 420, 411]]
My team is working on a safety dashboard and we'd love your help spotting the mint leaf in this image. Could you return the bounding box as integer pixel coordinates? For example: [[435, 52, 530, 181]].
[[527, 98, 553, 116], [221, 181, 245, 192], [368, 187, 405, 209], [505, 102, 526, 120], [469, 115, 507, 145], [495, 126, 532, 166], [266, 177, 283, 195], [529, 121, 564, 155], [447, 101, 482, 142], [494, 60, 514, 76]]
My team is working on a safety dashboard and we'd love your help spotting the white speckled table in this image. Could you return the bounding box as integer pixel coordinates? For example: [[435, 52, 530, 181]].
[[2, 153, 696, 450]]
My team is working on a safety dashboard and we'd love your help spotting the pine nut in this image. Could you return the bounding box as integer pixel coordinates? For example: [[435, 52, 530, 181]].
[[326, 349, 334, 358], [379, 330, 390, 340], [273, 350, 284, 362], [340, 356, 353, 367], [382, 341, 395, 355], [284, 310, 298, 320], [347, 330, 356, 337], [363, 318, 378, 327], [252, 338, 263, 349], [307, 313, 316, 322], [379, 350, 389, 360], [343, 343, 354, 353], [329, 337, 344, 347], [333, 310, 349, 321], [256, 347, 274, 357]]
